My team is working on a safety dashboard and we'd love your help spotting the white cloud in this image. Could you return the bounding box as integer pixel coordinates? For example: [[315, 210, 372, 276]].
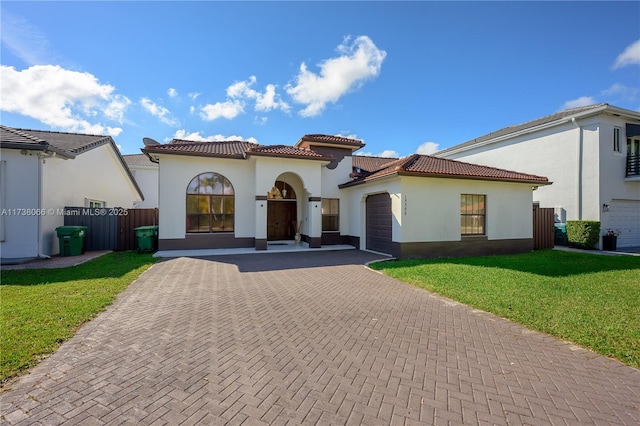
[[286, 35, 386, 117], [227, 76, 290, 113], [198, 76, 289, 122], [378, 149, 399, 158], [612, 39, 640, 70], [336, 132, 361, 141], [167, 88, 178, 97], [173, 129, 258, 144], [601, 83, 639, 102], [561, 96, 596, 110], [356, 149, 399, 158], [416, 142, 440, 155], [199, 100, 244, 121], [104, 94, 132, 123], [140, 97, 179, 126], [0, 10, 59, 66], [0, 64, 127, 135], [188, 92, 201, 100]]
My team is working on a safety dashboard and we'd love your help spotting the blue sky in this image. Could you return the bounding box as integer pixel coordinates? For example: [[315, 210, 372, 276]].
[[1, 1, 639, 157]]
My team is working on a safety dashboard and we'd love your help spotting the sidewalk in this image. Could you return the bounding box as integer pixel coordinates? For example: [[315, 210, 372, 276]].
[[554, 245, 640, 256], [1, 251, 112, 270]]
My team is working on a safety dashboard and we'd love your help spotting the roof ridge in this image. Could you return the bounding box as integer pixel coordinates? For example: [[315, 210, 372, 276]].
[[503, 102, 609, 130], [431, 154, 547, 179], [2, 126, 107, 138], [68, 136, 112, 153], [440, 103, 614, 153], [170, 139, 256, 145]]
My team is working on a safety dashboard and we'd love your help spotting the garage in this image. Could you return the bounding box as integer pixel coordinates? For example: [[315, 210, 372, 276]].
[[366, 193, 392, 255], [609, 199, 640, 247]]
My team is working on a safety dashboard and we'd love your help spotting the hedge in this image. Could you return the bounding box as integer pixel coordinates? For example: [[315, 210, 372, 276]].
[[566, 220, 601, 249]]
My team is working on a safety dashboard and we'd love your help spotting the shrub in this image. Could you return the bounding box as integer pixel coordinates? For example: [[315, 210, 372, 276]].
[[566, 220, 600, 249]]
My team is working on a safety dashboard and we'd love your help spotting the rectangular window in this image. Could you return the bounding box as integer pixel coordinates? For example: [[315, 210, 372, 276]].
[[460, 194, 486, 235], [614, 127, 621, 153], [86, 199, 105, 208], [321, 198, 339, 232]]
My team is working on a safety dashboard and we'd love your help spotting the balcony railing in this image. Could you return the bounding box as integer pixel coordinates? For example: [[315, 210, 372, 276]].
[[627, 154, 640, 177]]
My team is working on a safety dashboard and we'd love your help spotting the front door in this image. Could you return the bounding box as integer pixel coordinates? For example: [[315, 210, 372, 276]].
[[267, 201, 296, 240]]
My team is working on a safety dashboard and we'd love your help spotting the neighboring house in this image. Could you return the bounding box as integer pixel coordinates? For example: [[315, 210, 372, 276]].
[[436, 103, 640, 249], [0, 126, 144, 259], [142, 134, 549, 258], [123, 154, 159, 208]]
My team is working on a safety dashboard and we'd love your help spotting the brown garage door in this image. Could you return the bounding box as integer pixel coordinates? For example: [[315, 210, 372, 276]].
[[366, 193, 392, 254]]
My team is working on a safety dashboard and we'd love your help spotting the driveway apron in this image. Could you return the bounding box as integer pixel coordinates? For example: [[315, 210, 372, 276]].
[[1, 250, 639, 425]]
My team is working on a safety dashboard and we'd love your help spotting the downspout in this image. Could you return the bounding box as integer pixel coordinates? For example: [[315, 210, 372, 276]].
[[37, 153, 53, 259], [37, 154, 44, 257], [571, 118, 583, 220]]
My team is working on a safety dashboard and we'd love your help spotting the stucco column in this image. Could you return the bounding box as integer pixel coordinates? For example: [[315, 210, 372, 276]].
[[307, 196, 322, 248], [255, 195, 267, 250]]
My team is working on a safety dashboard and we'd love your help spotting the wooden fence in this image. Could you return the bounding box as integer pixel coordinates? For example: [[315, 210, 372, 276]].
[[533, 206, 555, 250], [64, 207, 159, 251]]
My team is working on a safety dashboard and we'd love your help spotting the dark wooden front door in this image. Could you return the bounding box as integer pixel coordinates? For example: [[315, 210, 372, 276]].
[[267, 201, 296, 240]]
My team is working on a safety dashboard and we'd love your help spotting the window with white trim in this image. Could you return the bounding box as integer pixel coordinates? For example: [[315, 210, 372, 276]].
[[86, 199, 105, 208]]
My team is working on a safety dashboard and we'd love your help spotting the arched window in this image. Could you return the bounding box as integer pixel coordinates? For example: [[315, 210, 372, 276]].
[[186, 173, 234, 233]]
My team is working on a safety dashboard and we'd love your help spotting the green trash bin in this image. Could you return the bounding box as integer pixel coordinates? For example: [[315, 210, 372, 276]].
[[134, 225, 158, 253], [55, 226, 87, 257]]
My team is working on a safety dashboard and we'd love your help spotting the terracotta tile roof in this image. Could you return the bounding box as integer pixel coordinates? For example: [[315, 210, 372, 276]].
[[341, 154, 550, 188], [0, 125, 111, 156], [438, 103, 611, 155], [352, 155, 398, 173], [123, 154, 158, 167], [143, 138, 333, 161], [247, 144, 332, 160], [295, 134, 365, 150], [143, 140, 257, 158]]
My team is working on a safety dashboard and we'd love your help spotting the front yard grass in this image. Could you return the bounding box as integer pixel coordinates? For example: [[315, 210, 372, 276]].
[[370, 250, 640, 368], [1, 252, 157, 384]]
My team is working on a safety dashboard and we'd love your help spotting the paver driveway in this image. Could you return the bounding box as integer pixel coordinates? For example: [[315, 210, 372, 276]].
[[2, 250, 639, 425]]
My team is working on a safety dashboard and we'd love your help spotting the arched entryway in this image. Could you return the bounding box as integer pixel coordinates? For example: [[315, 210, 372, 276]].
[[267, 180, 297, 241]]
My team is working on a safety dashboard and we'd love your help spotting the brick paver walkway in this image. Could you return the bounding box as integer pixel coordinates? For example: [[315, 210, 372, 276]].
[[2, 250, 639, 425]]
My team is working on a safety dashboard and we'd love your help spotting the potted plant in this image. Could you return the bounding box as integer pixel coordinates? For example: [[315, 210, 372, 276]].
[[602, 229, 620, 251]]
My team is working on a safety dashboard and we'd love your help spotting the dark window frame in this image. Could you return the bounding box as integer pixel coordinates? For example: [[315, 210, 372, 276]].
[[460, 194, 486, 236], [186, 172, 235, 233], [321, 198, 340, 232]]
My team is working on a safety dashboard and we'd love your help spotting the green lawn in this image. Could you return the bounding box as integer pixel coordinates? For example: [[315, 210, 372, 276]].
[[1, 252, 157, 383], [370, 250, 640, 368]]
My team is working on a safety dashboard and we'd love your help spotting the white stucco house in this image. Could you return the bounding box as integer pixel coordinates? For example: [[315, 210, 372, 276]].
[[123, 154, 159, 208], [436, 103, 640, 249], [142, 134, 549, 258], [0, 126, 144, 260]]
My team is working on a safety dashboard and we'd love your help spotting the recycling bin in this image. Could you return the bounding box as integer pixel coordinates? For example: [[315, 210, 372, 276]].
[[134, 225, 158, 253], [55, 226, 87, 257]]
